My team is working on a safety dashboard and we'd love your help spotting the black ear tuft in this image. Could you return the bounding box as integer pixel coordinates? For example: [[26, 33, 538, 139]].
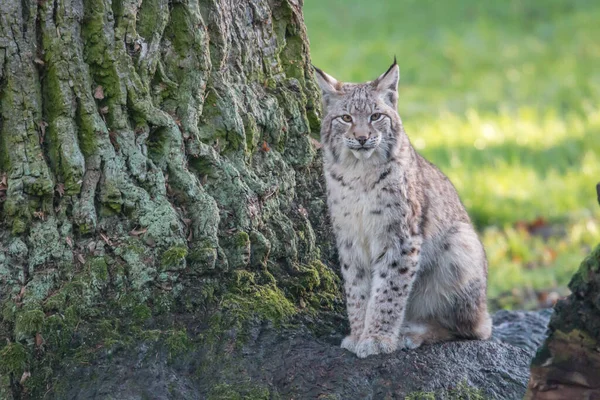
[[381, 58, 398, 80], [312, 64, 325, 76], [313, 66, 341, 100], [372, 59, 400, 107]]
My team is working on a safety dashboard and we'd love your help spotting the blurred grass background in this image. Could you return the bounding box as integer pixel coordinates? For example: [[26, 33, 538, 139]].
[[304, 0, 600, 309]]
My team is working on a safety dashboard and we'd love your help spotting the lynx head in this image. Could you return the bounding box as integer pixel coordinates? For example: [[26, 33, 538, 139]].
[[314, 59, 402, 163]]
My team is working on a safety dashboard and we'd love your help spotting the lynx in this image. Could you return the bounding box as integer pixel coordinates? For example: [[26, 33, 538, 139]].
[[314, 60, 492, 358]]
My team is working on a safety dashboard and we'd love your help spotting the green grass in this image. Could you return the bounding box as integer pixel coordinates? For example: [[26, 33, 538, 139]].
[[305, 0, 600, 305]]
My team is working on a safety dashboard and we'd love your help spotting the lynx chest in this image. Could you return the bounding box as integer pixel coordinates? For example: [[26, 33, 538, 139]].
[[325, 165, 405, 260]]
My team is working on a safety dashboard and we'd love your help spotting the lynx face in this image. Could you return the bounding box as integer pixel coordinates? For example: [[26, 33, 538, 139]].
[[315, 61, 401, 162]]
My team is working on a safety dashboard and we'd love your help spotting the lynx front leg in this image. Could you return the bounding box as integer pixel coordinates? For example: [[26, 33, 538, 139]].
[[339, 256, 371, 354], [355, 236, 422, 358]]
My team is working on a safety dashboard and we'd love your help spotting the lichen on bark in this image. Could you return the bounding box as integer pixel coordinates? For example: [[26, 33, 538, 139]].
[[0, 0, 340, 398]]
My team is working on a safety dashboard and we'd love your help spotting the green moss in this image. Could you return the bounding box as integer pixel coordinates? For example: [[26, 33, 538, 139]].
[[187, 244, 218, 273], [207, 383, 271, 400], [165, 329, 192, 361], [243, 115, 260, 154], [147, 126, 170, 166], [554, 329, 598, 351], [406, 381, 485, 400], [63, 303, 83, 328], [445, 381, 486, 400], [12, 218, 27, 234], [43, 314, 74, 352], [97, 178, 123, 215], [569, 243, 600, 291], [1, 300, 17, 323], [0, 342, 28, 377], [88, 257, 109, 290], [406, 392, 436, 400], [189, 153, 217, 180], [14, 309, 45, 341], [164, 5, 194, 54], [132, 304, 152, 324], [197, 270, 298, 344], [160, 245, 188, 270], [97, 319, 122, 346], [77, 222, 93, 235], [286, 260, 341, 311], [139, 329, 162, 342], [280, 35, 305, 81], [223, 277, 296, 329], [136, 0, 168, 41]]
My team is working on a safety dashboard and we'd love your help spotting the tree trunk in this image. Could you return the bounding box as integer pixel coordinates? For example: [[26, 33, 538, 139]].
[[526, 243, 600, 399], [526, 189, 600, 399], [0, 0, 338, 397]]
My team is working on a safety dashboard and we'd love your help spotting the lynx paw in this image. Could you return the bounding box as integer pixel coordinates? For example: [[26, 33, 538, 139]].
[[355, 335, 398, 358], [340, 335, 360, 353]]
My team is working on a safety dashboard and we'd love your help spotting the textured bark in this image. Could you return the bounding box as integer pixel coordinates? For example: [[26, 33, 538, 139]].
[[526, 242, 600, 399], [0, 0, 339, 397]]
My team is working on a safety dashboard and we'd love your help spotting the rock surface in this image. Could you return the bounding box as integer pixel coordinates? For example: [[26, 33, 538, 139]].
[[56, 310, 551, 400]]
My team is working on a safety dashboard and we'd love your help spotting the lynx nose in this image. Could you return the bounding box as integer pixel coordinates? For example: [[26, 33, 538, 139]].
[[356, 136, 367, 145]]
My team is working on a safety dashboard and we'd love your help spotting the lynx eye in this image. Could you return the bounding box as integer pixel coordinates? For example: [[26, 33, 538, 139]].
[[370, 113, 382, 122], [341, 114, 353, 123]]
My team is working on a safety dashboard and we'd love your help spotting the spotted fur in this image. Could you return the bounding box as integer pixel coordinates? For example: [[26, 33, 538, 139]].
[[315, 61, 491, 358]]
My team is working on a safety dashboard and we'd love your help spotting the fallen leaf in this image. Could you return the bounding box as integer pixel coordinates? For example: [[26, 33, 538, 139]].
[[543, 248, 557, 263], [529, 216, 548, 230], [38, 121, 48, 144], [99, 106, 109, 114], [100, 232, 112, 246], [66, 236, 73, 248], [15, 286, 26, 302], [87, 241, 96, 252], [55, 183, 65, 197], [35, 333, 44, 348], [109, 130, 119, 151], [34, 58, 45, 66], [130, 227, 148, 237], [515, 216, 548, 234], [20, 371, 31, 385], [299, 298, 306, 308], [77, 253, 85, 264], [261, 141, 270, 152], [93, 85, 105, 100]]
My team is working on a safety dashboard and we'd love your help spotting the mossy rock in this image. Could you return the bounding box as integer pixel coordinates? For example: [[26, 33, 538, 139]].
[[0, 342, 28, 377]]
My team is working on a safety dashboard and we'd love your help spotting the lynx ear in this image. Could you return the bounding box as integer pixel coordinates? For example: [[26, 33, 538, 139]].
[[313, 65, 342, 106], [373, 57, 399, 108]]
